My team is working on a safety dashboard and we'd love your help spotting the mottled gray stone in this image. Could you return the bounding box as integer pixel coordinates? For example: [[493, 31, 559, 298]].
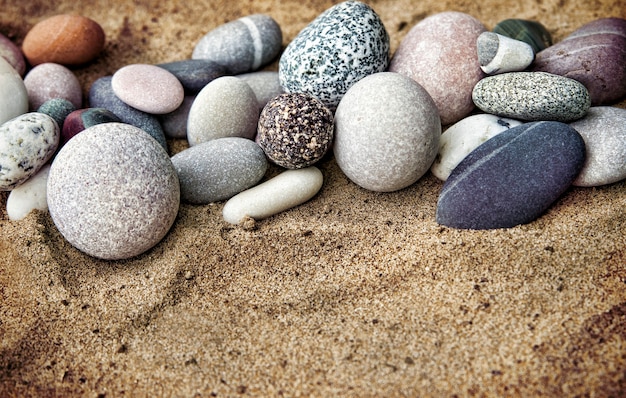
[[37, 98, 76, 130]]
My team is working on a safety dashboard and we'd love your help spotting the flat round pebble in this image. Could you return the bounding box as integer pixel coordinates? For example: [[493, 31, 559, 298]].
[[187, 76, 258, 146], [112, 64, 184, 114], [431, 114, 523, 181], [492, 19, 552, 53], [24, 63, 82, 110], [0, 112, 59, 190], [37, 98, 76, 130], [0, 32, 26, 76], [569, 106, 626, 186], [334, 72, 441, 192], [279, 1, 390, 110], [0, 57, 28, 125], [472, 72, 591, 122], [171, 137, 268, 204], [389, 11, 486, 125], [257, 93, 333, 169], [237, 71, 284, 112], [159, 95, 194, 139], [62, 108, 121, 145], [477, 32, 535, 74], [22, 14, 105, 66], [6, 164, 50, 221], [222, 167, 323, 225], [157, 59, 227, 94], [192, 14, 282, 74], [436, 121, 586, 230], [47, 123, 180, 260]]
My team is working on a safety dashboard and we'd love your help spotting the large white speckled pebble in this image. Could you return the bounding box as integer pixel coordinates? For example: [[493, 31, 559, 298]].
[[0, 112, 59, 190], [0, 57, 28, 125], [6, 164, 50, 220], [431, 114, 523, 181], [47, 123, 180, 260]]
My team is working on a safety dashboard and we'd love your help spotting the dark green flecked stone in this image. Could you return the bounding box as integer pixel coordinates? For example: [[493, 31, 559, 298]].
[[37, 98, 76, 130], [493, 19, 552, 53]]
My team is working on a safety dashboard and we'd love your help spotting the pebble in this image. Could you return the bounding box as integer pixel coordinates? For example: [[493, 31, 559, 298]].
[[159, 95, 194, 139], [279, 1, 390, 110], [256, 93, 334, 169], [0, 112, 59, 190], [334, 72, 441, 192], [22, 14, 106, 66], [430, 114, 523, 181], [187, 76, 258, 146], [157, 59, 227, 95], [62, 108, 121, 145], [47, 123, 180, 260], [569, 106, 626, 187], [37, 98, 76, 130], [222, 167, 323, 225], [112, 64, 184, 114], [192, 14, 282, 74], [472, 72, 591, 122], [24, 63, 82, 110], [0, 57, 28, 125], [389, 11, 486, 125], [531, 17, 626, 105], [477, 32, 535, 74], [492, 19, 552, 53], [89, 76, 168, 150], [171, 137, 268, 204], [436, 121, 585, 230], [237, 71, 284, 112], [6, 164, 50, 221], [0, 32, 26, 76]]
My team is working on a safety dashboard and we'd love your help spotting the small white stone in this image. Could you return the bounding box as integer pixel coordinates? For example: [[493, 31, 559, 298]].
[[222, 167, 323, 224], [7, 164, 50, 220], [477, 32, 535, 75], [0, 57, 28, 124]]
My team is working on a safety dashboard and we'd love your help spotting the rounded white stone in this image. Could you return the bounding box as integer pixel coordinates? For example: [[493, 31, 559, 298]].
[[0, 57, 28, 124], [7, 164, 50, 220], [112, 64, 184, 114]]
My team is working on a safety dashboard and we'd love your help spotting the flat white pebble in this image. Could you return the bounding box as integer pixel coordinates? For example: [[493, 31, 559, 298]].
[[7, 164, 50, 220], [222, 167, 323, 224], [112, 64, 184, 114]]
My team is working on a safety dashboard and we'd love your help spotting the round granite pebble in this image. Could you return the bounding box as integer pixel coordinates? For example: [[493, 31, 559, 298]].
[[47, 123, 180, 260], [112, 64, 184, 114], [62, 108, 121, 145], [0, 32, 25, 76], [279, 1, 390, 110], [492, 19, 552, 54], [37, 98, 76, 131], [334, 72, 441, 192], [193, 14, 282, 74], [6, 164, 50, 221], [0, 112, 59, 190], [436, 121, 585, 230], [477, 32, 534, 74], [257, 93, 334, 169], [0, 57, 28, 125], [24, 63, 82, 110], [157, 59, 227, 95], [22, 14, 105, 66], [171, 137, 268, 204], [472, 72, 591, 122], [237, 71, 284, 112], [569, 106, 626, 187]]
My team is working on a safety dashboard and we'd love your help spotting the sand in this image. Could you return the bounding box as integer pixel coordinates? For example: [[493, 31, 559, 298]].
[[1, 0, 625, 396]]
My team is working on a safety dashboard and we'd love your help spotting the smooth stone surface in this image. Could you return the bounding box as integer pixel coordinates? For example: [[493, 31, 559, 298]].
[[159, 95, 194, 139], [431, 114, 523, 181], [237, 71, 284, 111], [37, 98, 76, 130], [279, 1, 390, 110], [492, 19, 552, 53], [334, 72, 441, 192], [477, 32, 535, 74], [0, 112, 59, 190], [24, 63, 82, 110], [0, 32, 25, 76], [22, 14, 105, 66], [171, 137, 268, 204], [157, 59, 227, 94], [257, 93, 333, 169], [389, 11, 486, 125], [223, 167, 323, 225], [569, 106, 626, 186], [472, 72, 591, 122], [531, 17, 626, 105], [187, 76, 258, 146], [0, 57, 28, 125], [436, 121, 585, 230], [62, 108, 121, 145], [192, 14, 282, 74], [47, 123, 180, 260], [89, 76, 168, 150], [112, 64, 184, 114], [6, 164, 50, 220]]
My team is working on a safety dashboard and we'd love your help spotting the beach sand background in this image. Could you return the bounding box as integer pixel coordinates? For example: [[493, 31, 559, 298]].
[[1, 0, 625, 396]]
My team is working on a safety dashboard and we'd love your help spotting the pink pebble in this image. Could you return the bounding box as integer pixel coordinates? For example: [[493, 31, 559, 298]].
[[0, 33, 25, 76], [23, 63, 82, 110], [111, 64, 184, 114]]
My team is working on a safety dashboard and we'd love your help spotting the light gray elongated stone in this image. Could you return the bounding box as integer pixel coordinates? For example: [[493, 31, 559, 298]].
[[0, 57, 28, 124], [222, 167, 323, 224], [477, 32, 534, 74]]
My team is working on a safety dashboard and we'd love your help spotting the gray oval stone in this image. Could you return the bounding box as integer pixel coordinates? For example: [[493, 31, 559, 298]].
[[472, 72, 591, 122], [436, 121, 586, 230], [0, 57, 28, 125], [47, 123, 180, 260], [237, 71, 284, 112], [157, 59, 227, 94]]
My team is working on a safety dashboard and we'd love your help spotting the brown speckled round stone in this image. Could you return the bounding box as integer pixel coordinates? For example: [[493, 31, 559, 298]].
[[256, 93, 333, 169]]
